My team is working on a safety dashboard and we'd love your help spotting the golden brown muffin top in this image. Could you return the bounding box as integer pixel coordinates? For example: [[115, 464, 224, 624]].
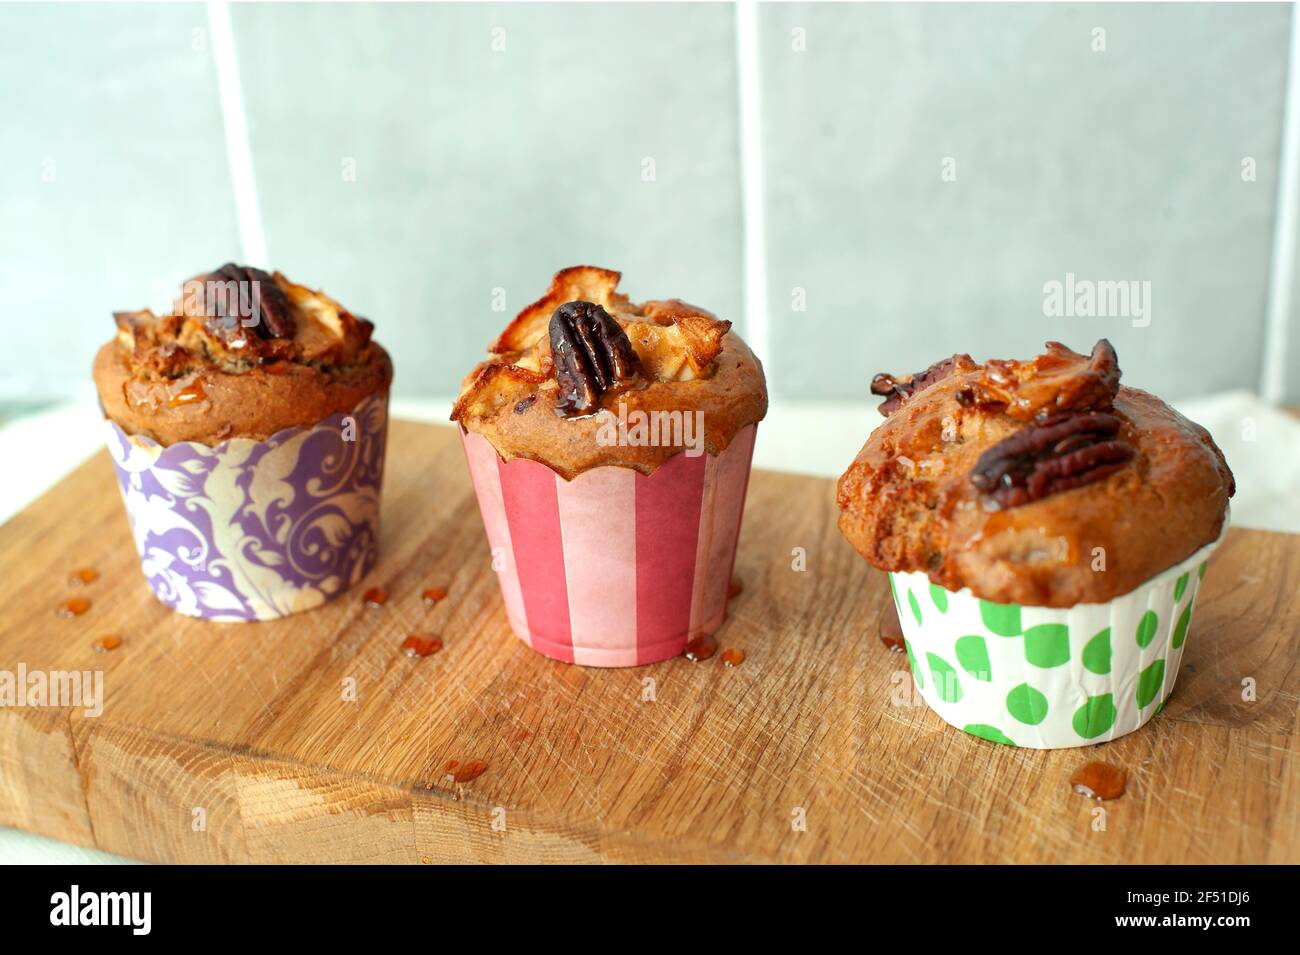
[[836, 341, 1234, 607], [94, 264, 392, 446], [451, 266, 768, 479]]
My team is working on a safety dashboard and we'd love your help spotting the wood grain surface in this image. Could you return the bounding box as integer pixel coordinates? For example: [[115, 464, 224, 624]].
[[0, 420, 1296, 864]]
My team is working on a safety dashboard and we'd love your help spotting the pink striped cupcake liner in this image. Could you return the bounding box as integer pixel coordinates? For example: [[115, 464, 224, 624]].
[[460, 424, 757, 667]]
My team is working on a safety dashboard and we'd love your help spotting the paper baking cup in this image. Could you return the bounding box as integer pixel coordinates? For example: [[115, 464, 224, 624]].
[[889, 528, 1225, 749], [460, 424, 757, 666], [105, 392, 388, 621]]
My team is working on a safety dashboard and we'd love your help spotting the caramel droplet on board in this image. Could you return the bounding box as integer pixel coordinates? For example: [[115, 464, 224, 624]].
[[363, 587, 388, 608], [684, 635, 718, 662], [93, 635, 122, 653], [58, 597, 90, 618], [880, 603, 906, 653], [447, 759, 488, 783], [444, 759, 459, 773], [514, 729, 532, 743], [1070, 761, 1127, 801], [401, 634, 443, 658], [728, 576, 744, 599], [421, 586, 448, 606], [69, 568, 99, 585], [168, 381, 207, 408], [721, 647, 745, 668]]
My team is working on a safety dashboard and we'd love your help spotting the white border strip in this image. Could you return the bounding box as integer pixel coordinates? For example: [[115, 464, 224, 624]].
[[207, 0, 268, 265], [735, 0, 770, 375], [1263, 3, 1300, 404]]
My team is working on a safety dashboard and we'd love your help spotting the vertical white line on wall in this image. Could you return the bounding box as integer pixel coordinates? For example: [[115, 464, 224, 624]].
[[1262, 3, 1300, 404], [735, 0, 771, 378], [208, 0, 268, 265]]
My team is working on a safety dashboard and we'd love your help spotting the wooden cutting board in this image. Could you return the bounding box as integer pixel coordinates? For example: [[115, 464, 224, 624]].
[[0, 419, 1296, 864]]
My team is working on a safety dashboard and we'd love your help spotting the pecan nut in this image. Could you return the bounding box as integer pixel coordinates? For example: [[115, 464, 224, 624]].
[[204, 263, 296, 342], [549, 301, 641, 417], [871, 355, 975, 416], [970, 411, 1135, 508]]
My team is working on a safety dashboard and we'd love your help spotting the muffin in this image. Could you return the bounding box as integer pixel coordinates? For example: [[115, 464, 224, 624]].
[[452, 266, 767, 666], [837, 340, 1233, 747], [94, 264, 392, 621]]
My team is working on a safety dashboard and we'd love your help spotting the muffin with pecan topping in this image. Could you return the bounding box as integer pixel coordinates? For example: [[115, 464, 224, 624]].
[[452, 265, 766, 479], [838, 340, 1233, 748], [95, 263, 390, 446], [453, 266, 767, 666], [94, 264, 391, 621]]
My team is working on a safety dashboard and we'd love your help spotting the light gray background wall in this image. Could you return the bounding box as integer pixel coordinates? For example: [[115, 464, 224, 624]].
[[2, 1, 1297, 408], [761, 2, 1292, 401]]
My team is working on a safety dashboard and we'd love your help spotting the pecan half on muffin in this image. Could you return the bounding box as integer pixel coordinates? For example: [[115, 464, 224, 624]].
[[452, 265, 766, 479], [838, 340, 1233, 748], [452, 266, 767, 666], [94, 265, 392, 621]]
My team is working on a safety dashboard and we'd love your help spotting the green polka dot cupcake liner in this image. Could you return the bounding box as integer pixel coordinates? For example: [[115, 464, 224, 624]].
[[888, 527, 1225, 749]]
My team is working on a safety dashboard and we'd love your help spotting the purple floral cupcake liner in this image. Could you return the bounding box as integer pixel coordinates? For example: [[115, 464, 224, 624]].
[[105, 392, 388, 621]]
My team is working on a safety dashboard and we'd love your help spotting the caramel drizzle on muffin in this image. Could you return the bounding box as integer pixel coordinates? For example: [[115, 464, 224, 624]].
[[968, 339, 1122, 421], [114, 265, 375, 382], [871, 340, 1137, 509]]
